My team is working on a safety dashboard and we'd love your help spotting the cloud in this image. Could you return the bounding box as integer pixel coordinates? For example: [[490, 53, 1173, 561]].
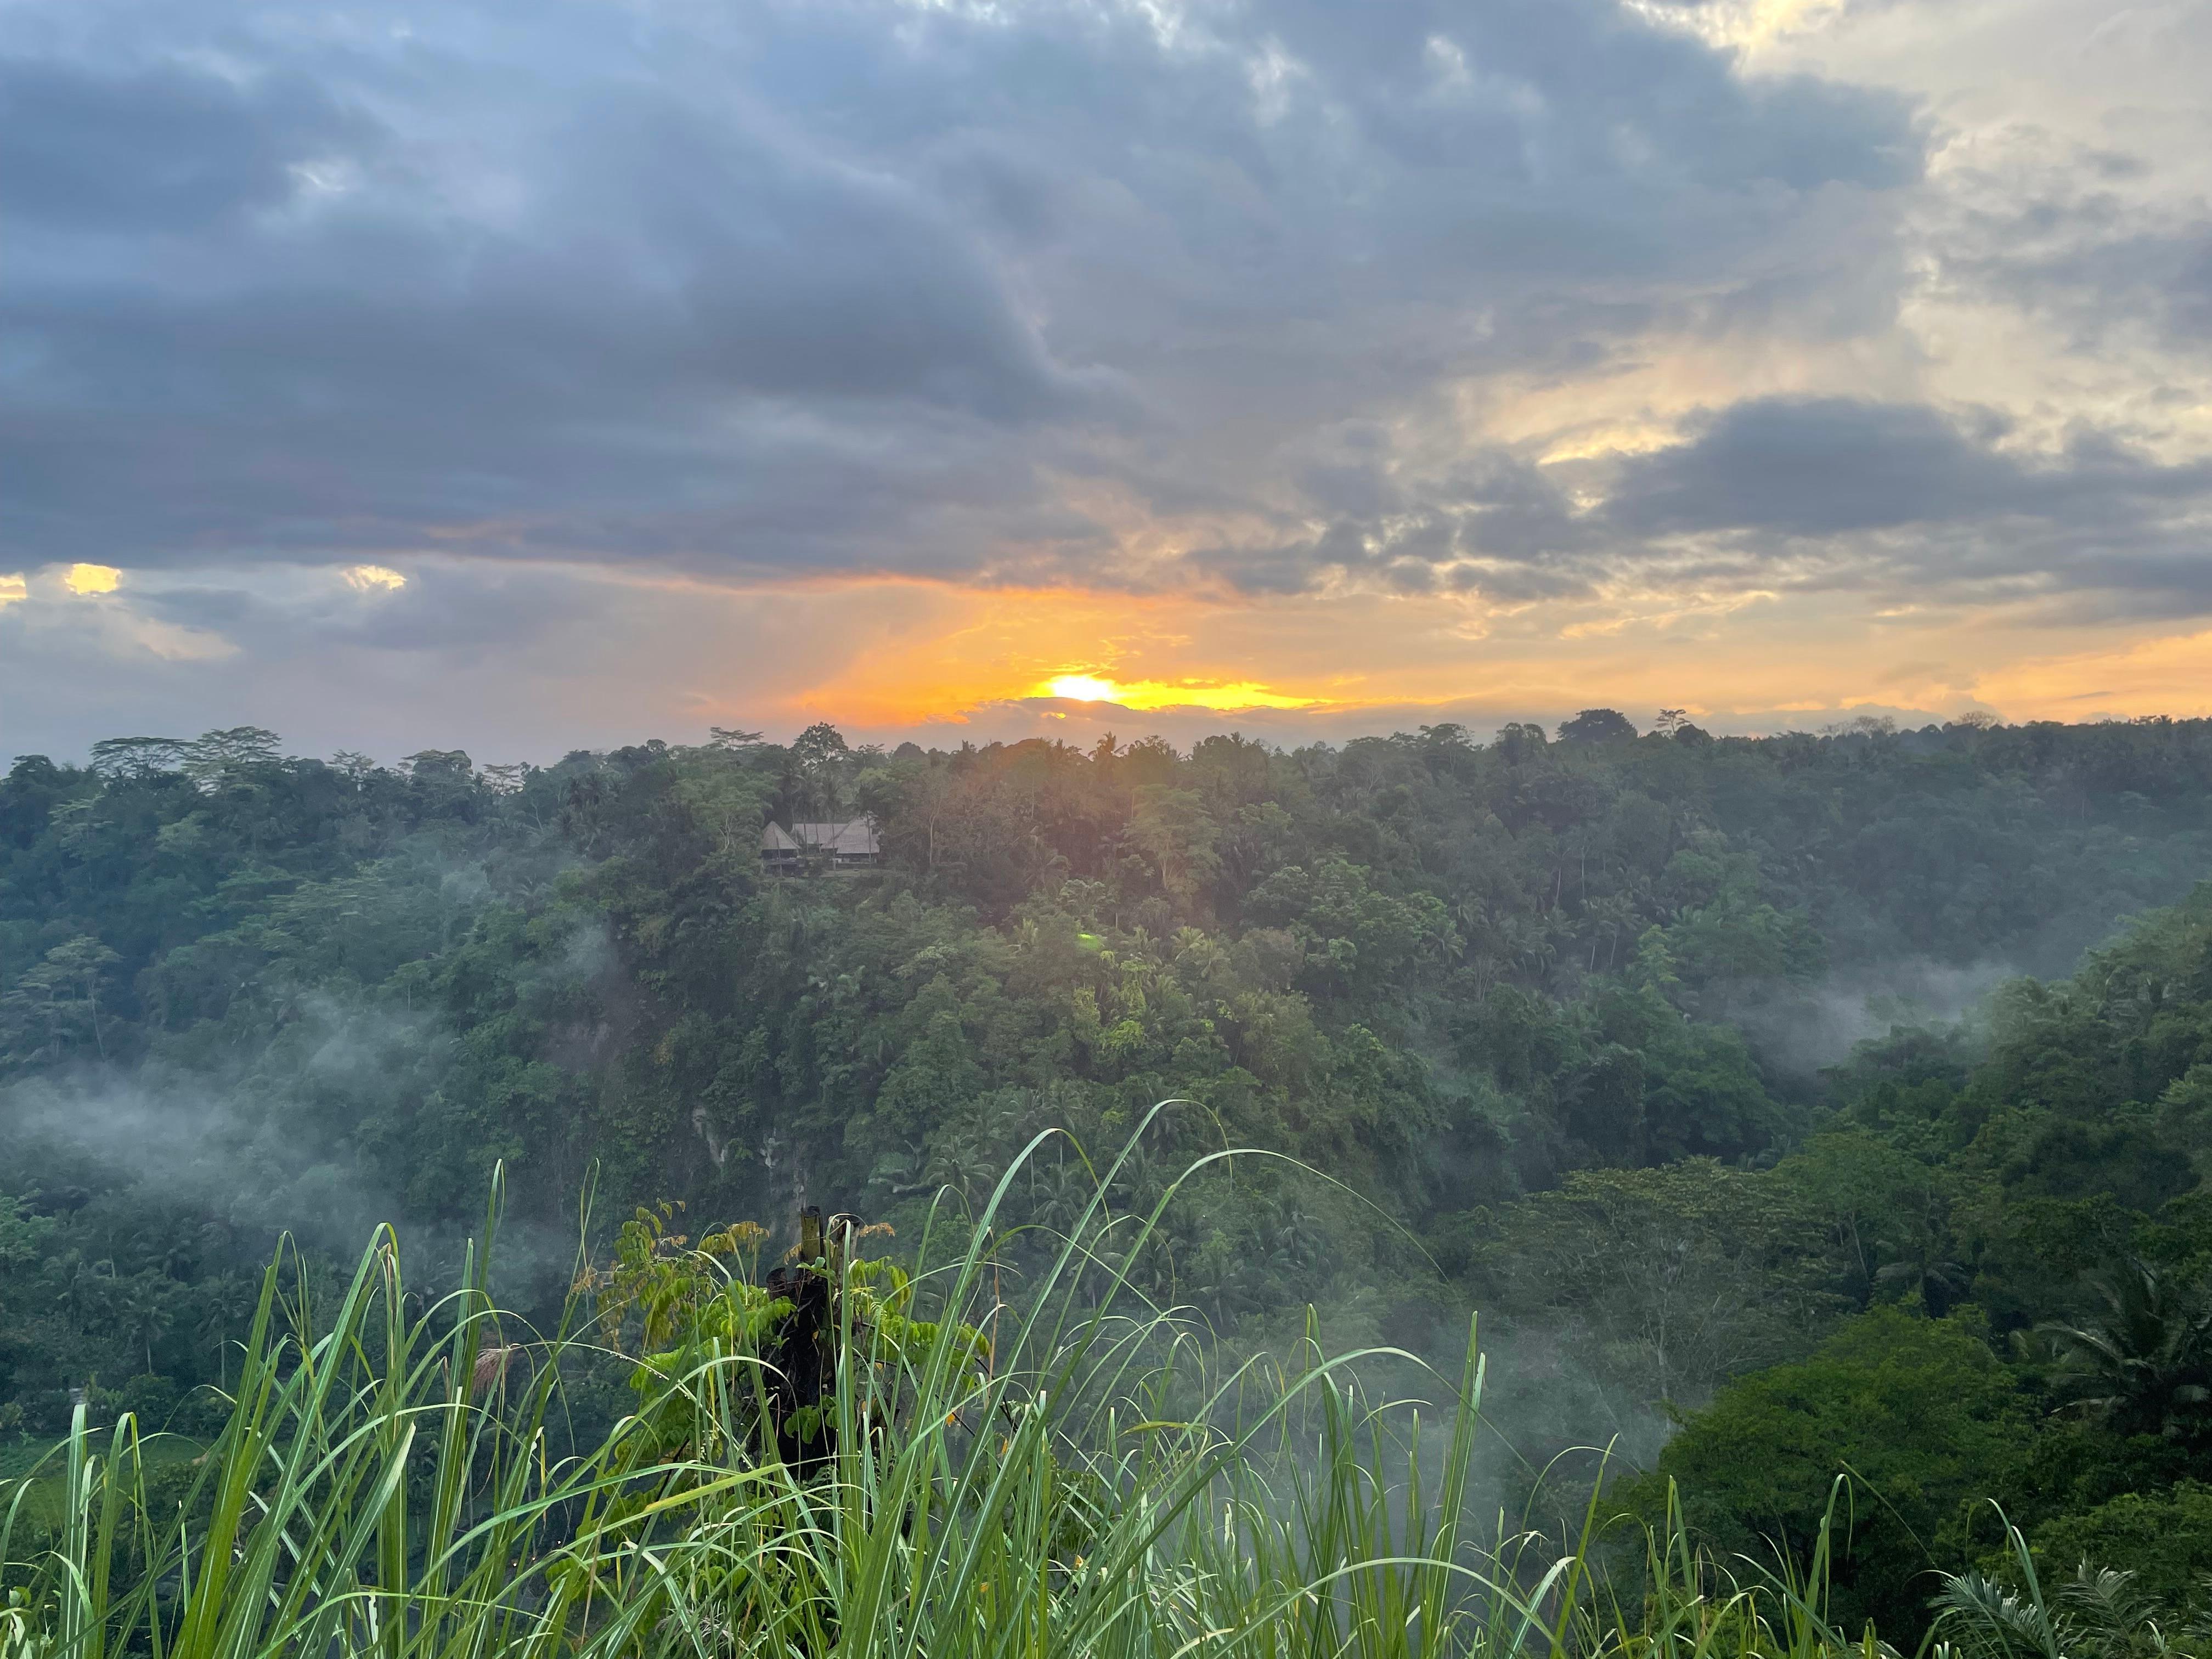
[[1593, 398, 2212, 618], [1886, 2, 2212, 358], [1607, 399, 2024, 536], [107, 561, 603, 653], [1609, 396, 2212, 538], [1, 0, 2207, 753], [0, 0, 1920, 592], [1183, 395, 2212, 616], [0, 55, 376, 232], [1973, 211, 2212, 350]]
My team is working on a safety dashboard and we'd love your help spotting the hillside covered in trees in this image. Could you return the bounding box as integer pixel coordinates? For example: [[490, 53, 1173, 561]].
[[10, 712, 2212, 1632]]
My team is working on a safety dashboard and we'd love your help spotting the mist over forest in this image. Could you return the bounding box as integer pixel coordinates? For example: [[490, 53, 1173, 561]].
[[10, 711, 2212, 1637]]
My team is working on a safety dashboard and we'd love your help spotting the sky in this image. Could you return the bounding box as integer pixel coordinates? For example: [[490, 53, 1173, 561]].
[[4, 0, 2212, 765]]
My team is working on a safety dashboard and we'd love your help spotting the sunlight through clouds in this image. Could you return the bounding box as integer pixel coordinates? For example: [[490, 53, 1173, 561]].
[[64, 564, 121, 596]]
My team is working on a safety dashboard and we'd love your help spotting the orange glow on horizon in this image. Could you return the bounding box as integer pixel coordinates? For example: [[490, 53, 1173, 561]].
[[1970, 625, 2212, 722], [648, 566, 2212, 740], [740, 585, 1359, 728]]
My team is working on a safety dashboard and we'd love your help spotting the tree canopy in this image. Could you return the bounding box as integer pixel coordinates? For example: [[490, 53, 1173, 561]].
[[10, 713, 2212, 1622]]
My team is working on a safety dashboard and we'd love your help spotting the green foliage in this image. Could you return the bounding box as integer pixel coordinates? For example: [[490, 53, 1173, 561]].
[[1470, 1161, 1841, 1411], [1934, 1515, 2212, 1659], [1622, 1308, 2033, 1640], [13, 715, 2212, 1637], [1557, 709, 1640, 745], [0, 1167, 2119, 1659], [2025, 1481, 2212, 1616], [0, 1159, 1513, 1659]]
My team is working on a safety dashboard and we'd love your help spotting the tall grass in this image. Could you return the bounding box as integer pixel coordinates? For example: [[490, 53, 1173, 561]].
[[0, 1125, 2058, 1659]]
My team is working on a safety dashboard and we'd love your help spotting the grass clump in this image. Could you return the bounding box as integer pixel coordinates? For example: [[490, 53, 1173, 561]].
[[0, 1128, 2158, 1659]]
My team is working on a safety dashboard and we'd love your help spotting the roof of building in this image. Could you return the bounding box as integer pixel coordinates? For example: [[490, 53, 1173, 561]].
[[762, 819, 880, 856]]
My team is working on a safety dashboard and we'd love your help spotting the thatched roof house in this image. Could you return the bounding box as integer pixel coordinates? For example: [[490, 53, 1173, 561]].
[[761, 819, 881, 866]]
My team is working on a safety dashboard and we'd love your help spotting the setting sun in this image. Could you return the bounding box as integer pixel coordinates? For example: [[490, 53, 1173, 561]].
[[1032, 672, 1317, 712], [1043, 674, 1121, 702]]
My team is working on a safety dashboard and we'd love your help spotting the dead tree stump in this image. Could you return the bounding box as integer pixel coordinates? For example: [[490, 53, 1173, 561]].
[[761, 1205, 837, 1474]]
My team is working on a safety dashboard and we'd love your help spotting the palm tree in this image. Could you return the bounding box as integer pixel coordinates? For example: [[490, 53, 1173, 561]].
[[2040, 1257, 2212, 1442], [195, 1282, 239, 1389], [1934, 1513, 2207, 1659], [119, 1275, 176, 1375], [1874, 1243, 1973, 1317], [1024, 1155, 1095, 1237]]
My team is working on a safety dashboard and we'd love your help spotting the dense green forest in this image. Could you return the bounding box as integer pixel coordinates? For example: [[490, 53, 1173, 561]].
[[10, 712, 2212, 1635]]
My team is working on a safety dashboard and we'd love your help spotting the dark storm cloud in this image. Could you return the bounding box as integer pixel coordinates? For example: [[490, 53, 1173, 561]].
[[2, 71, 1110, 571], [0, 56, 374, 232], [15, 0, 2195, 632], [1186, 396, 2212, 612], [0, 0, 1931, 608], [1598, 398, 2212, 613], [1605, 397, 2211, 538], [132, 564, 601, 653]]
